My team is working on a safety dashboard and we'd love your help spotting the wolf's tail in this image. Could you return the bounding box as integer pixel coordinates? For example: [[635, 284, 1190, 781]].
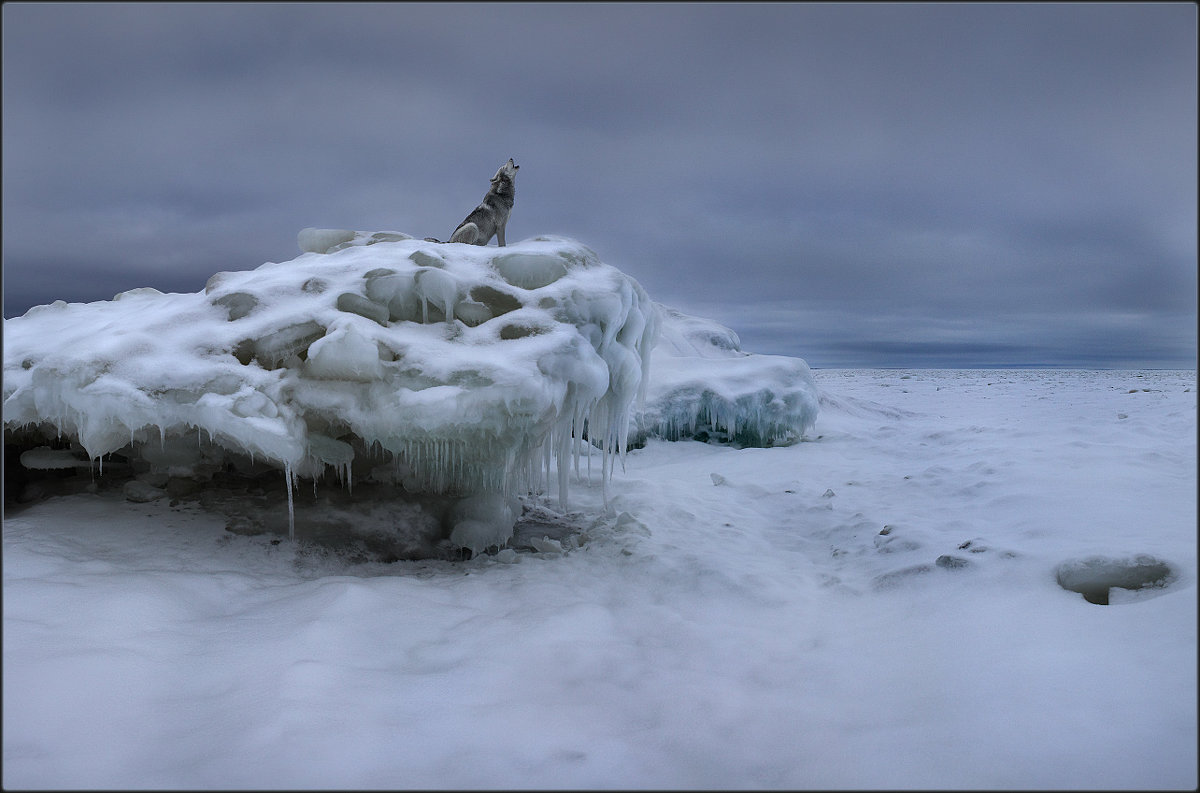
[[423, 237, 442, 243]]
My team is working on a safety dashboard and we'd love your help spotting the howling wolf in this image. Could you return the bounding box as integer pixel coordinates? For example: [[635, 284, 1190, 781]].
[[428, 158, 520, 247]]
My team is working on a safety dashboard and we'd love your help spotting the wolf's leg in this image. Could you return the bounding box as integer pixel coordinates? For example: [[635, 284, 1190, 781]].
[[496, 223, 506, 247], [449, 223, 479, 245]]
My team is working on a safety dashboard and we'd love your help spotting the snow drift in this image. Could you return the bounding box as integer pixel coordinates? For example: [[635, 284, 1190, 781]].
[[3, 230, 818, 553]]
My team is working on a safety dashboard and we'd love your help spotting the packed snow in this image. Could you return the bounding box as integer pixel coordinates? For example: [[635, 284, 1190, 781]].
[[2, 235, 1196, 789]]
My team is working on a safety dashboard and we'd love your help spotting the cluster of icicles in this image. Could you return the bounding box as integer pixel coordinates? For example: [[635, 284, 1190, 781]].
[[274, 406, 635, 543]]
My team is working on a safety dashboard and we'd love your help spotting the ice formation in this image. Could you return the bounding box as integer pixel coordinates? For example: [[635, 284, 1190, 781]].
[[636, 305, 819, 447], [4, 230, 819, 554], [4, 231, 658, 553]]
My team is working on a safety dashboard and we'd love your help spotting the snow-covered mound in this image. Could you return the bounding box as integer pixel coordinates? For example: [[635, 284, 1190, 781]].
[[3, 231, 659, 551], [636, 305, 819, 447], [4, 230, 824, 553]]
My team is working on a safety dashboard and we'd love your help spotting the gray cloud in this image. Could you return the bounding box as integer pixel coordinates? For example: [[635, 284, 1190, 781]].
[[3, 2, 1195, 368]]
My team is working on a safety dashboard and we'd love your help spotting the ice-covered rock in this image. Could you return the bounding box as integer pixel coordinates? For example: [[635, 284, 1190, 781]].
[[4, 230, 822, 554], [4, 232, 659, 549], [634, 305, 819, 447]]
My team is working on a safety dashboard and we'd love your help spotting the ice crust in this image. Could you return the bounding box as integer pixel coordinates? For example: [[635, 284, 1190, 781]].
[[4, 230, 818, 551]]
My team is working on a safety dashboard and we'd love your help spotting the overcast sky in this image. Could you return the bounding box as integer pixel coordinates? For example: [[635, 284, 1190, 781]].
[[3, 2, 1196, 368]]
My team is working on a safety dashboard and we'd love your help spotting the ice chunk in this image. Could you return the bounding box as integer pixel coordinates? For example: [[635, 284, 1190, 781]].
[[298, 228, 356, 254], [493, 252, 568, 289], [335, 293, 389, 326], [409, 250, 445, 269], [19, 447, 90, 470], [454, 300, 492, 327], [232, 391, 279, 418], [413, 267, 459, 324], [363, 231, 413, 245], [449, 492, 518, 555], [299, 228, 414, 255], [113, 287, 164, 301], [248, 321, 327, 369], [304, 323, 385, 382], [633, 305, 819, 447], [529, 536, 565, 555], [364, 271, 422, 323], [363, 270, 405, 303]]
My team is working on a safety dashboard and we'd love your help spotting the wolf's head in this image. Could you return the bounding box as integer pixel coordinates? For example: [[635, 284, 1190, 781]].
[[491, 158, 519, 184]]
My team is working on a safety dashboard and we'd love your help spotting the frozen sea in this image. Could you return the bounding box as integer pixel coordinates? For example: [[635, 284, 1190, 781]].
[[3, 368, 1196, 790]]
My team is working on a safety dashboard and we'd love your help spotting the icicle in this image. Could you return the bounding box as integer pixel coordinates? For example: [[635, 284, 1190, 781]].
[[543, 433, 553, 498], [285, 462, 296, 542], [557, 423, 571, 511]]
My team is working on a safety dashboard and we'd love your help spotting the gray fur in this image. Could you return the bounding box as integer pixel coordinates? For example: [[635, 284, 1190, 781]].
[[438, 158, 519, 247]]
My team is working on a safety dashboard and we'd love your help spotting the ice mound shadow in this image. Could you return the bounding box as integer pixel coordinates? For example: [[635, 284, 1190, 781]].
[[212, 475, 597, 564], [217, 478, 592, 563], [1055, 554, 1175, 605]]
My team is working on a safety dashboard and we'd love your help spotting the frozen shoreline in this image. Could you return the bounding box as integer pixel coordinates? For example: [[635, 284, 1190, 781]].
[[4, 368, 1196, 789]]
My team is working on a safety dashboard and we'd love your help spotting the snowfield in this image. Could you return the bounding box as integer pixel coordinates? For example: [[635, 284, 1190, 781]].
[[2, 233, 1195, 789], [4, 369, 1194, 789]]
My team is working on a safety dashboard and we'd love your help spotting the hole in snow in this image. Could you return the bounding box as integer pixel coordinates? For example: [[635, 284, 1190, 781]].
[[1055, 555, 1174, 605]]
